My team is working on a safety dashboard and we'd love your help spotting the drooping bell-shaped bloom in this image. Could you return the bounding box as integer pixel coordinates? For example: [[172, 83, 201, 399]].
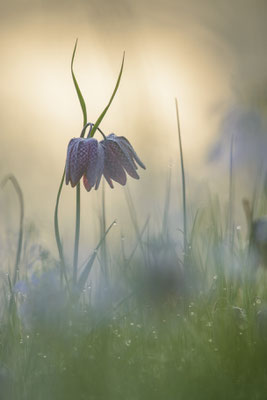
[[65, 131, 145, 191], [101, 134, 146, 188], [65, 137, 104, 190]]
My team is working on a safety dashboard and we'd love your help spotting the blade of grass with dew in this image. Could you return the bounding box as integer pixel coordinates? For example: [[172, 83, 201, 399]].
[[77, 220, 116, 294], [175, 98, 187, 254]]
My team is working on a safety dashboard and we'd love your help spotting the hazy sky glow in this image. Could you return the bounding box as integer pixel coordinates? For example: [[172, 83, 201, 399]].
[[0, 0, 266, 252]]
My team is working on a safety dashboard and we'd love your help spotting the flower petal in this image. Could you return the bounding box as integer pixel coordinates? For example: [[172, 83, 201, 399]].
[[85, 139, 100, 187], [94, 143, 105, 190], [104, 135, 140, 179], [83, 175, 92, 192], [118, 136, 146, 169], [65, 138, 76, 185], [103, 141, 127, 186]]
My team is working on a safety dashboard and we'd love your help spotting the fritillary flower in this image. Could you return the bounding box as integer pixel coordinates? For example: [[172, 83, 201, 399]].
[[65, 137, 104, 190], [65, 128, 145, 191], [101, 133, 146, 188]]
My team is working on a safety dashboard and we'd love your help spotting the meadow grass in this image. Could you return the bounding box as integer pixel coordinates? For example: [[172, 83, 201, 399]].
[[1, 43, 267, 400], [1, 174, 267, 400]]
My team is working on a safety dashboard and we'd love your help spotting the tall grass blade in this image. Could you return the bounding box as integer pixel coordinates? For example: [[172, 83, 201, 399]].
[[124, 186, 146, 260], [77, 220, 116, 293], [175, 98, 187, 253], [1, 175, 24, 286], [162, 166, 172, 237], [228, 134, 235, 249]]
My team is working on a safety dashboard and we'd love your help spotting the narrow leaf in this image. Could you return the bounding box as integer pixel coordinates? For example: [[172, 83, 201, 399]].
[[77, 220, 116, 293], [90, 52, 125, 138], [71, 39, 88, 131]]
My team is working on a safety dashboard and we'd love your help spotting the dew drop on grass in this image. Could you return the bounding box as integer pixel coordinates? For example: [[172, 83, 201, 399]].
[[208, 338, 213, 343], [125, 339, 131, 347]]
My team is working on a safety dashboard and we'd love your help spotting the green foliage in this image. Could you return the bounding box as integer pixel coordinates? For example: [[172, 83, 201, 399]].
[[1, 177, 267, 400]]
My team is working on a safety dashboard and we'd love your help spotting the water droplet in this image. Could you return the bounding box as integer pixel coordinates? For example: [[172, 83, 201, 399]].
[[43, 355, 47, 359], [208, 338, 213, 343], [236, 225, 241, 231], [256, 298, 262, 305], [213, 275, 218, 281], [130, 322, 134, 326], [190, 312, 195, 316], [125, 339, 131, 347], [26, 335, 30, 339]]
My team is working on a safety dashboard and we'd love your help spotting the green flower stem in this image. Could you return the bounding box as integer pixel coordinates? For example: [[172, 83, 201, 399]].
[[71, 39, 88, 286], [73, 182, 81, 285], [54, 168, 70, 292]]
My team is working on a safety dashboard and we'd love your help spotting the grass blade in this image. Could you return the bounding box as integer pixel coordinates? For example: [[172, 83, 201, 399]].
[[89, 52, 125, 138], [175, 98, 187, 253], [77, 220, 116, 293], [1, 175, 24, 286]]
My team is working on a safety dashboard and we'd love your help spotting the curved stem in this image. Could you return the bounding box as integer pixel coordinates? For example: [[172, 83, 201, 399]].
[[1, 174, 24, 286], [73, 182, 81, 284], [54, 168, 70, 292], [71, 39, 88, 286]]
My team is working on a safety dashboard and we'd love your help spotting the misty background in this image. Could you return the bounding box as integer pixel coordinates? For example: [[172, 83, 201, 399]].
[[0, 0, 266, 258]]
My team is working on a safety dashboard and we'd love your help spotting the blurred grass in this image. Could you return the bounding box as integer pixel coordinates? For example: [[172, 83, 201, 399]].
[[0, 171, 267, 400]]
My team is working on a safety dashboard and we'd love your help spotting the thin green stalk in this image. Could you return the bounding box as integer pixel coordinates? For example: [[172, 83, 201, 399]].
[[228, 134, 235, 250], [1, 174, 24, 286], [100, 180, 108, 282], [175, 98, 187, 253], [54, 169, 70, 292], [71, 39, 87, 285]]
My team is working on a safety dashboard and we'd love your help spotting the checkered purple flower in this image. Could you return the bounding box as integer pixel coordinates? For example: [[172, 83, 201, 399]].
[[65, 132, 145, 191], [100, 134, 146, 188]]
